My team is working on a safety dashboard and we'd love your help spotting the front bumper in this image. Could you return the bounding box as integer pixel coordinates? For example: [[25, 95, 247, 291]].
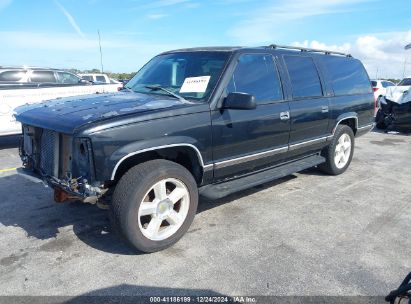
[[376, 98, 411, 131], [17, 167, 106, 204]]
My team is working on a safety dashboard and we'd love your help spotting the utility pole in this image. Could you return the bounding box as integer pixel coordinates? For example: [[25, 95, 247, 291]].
[[404, 43, 411, 79], [98, 30, 104, 73], [402, 58, 407, 79]]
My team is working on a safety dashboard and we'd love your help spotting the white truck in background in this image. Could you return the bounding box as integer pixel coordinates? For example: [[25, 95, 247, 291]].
[[79, 73, 122, 86]]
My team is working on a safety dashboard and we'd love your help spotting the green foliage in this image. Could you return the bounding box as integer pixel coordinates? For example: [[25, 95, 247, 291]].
[[65, 68, 136, 80]]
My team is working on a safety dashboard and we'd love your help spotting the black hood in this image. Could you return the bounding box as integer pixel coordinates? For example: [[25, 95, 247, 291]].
[[15, 91, 198, 134]]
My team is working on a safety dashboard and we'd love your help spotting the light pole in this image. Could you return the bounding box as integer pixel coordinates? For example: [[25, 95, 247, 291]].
[[98, 30, 104, 74], [403, 43, 411, 78]]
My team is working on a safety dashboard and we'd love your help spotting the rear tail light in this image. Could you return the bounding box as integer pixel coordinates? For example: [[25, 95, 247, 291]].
[[373, 87, 379, 92]]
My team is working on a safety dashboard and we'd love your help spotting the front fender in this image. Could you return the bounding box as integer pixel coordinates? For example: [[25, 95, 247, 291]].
[[108, 136, 208, 180]]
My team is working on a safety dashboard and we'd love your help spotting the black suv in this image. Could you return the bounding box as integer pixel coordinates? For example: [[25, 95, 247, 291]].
[[16, 45, 374, 253]]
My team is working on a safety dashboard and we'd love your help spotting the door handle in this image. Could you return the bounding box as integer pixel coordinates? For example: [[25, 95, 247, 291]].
[[321, 106, 329, 113], [280, 111, 290, 121]]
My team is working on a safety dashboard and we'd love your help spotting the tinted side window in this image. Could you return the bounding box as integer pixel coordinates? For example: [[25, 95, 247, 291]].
[[82, 76, 93, 81], [227, 54, 283, 102], [371, 81, 377, 87], [322, 57, 372, 95], [382, 81, 394, 88], [96, 76, 106, 82], [284, 56, 323, 98], [30, 71, 56, 83], [57, 72, 80, 84], [0, 70, 26, 81]]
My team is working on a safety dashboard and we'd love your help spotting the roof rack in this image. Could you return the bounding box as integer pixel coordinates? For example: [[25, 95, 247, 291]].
[[267, 44, 352, 57]]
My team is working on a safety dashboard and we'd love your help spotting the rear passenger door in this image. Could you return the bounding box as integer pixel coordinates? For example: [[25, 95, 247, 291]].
[[211, 53, 290, 180], [283, 55, 330, 155]]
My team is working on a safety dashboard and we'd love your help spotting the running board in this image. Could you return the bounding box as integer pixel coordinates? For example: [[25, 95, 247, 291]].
[[199, 154, 325, 200]]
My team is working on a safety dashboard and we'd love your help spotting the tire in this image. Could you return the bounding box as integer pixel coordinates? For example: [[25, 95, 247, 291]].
[[375, 108, 387, 129], [110, 159, 198, 253], [319, 125, 355, 175]]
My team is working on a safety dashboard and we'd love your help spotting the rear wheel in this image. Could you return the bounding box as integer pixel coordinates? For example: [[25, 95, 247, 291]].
[[110, 159, 198, 253], [319, 125, 354, 175]]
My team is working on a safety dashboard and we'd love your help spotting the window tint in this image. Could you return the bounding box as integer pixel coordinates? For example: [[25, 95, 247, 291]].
[[227, 54, 283, 102], [0, 70, 26, 81], [398, 78, 411, 86], [82, 76, 93, 81], [382, 81, 394, 88], [284, 56, 323, 98], [30, 71, 56, 83], [96, 76, 106, 82], [371, 81, 377, 87], [57, 72, 80, 84], [322, 57, 372, 95]]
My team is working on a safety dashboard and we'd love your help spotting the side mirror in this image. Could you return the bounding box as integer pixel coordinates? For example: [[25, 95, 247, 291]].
[[223, 92, 256, 110]]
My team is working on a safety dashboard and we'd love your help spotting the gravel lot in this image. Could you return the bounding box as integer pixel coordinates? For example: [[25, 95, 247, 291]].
[[0, 130, 410, 297]]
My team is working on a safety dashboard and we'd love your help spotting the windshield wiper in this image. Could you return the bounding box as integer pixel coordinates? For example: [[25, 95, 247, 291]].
[[122, 86, 134, 93], [145, 85, 188, 102]]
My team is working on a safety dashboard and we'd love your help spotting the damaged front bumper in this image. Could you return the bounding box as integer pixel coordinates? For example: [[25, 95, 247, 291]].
[[17, 167, 107, 204], [375, 97, 411, 131]]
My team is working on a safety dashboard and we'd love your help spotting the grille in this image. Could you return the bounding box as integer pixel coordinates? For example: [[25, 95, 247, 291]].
[[39, 129, 59, 177]]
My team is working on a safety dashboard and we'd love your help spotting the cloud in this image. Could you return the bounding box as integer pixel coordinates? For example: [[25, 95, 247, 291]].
[[292, 30, 411, 79], [147, 13, 168, 20], [54, 0, 85, 39], [228, 0, 372, 44]]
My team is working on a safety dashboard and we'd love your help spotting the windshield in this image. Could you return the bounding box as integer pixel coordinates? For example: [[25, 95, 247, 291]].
[[398, 78, 411, 86], [126, 52, 230, 101]]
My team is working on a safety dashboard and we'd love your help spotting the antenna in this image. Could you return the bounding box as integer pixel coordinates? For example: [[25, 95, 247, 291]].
[[98, 30, 104, 73]]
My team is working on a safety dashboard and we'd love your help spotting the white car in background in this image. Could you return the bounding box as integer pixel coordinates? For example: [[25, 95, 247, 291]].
[[79, 73, 122, 88], [371, 79, 395, 104], [0, 67, 123, 136]]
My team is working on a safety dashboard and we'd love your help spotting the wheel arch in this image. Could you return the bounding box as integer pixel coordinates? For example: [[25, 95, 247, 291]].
[[110, 143, 208, 185], [332, 114, 358, 136]]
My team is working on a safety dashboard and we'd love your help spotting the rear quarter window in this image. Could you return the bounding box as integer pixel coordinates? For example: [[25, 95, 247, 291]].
[[0, 70, 26, 81], [322, 57, 372, 95], [96, 76, 106, 82]]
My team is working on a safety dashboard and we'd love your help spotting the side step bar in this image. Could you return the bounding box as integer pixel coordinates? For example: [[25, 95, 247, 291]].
[[199, 154, 325, 200]]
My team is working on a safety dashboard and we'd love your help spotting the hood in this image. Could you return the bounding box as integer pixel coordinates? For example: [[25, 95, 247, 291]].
[[15, 91, 198, 134], [385, 85, 411, 104]]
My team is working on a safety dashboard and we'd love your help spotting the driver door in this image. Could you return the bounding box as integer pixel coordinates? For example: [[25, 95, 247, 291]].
[[211, 53, 290, 180]]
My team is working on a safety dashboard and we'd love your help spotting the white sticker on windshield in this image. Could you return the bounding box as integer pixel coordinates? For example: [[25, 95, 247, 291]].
[[179, 76, 211, 93]]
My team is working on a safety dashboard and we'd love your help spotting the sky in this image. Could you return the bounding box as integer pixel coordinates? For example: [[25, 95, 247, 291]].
[[0, 0, 410, 78]]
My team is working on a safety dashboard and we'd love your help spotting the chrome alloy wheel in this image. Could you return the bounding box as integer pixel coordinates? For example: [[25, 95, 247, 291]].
[[334, 133, 352, 169], [138, 178, 190, 241]]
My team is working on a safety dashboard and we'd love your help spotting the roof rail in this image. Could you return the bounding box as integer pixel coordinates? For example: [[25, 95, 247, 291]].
[[0, 65, 56, 70], [267, 44, 352, 57]]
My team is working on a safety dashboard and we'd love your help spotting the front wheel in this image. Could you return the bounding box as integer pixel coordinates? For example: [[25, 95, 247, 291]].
[[319, 125, 355, 175], [110, 159, 198, 253]]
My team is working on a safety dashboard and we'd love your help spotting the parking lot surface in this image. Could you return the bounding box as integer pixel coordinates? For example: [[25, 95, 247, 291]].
[[0, 131, 410, 297]]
